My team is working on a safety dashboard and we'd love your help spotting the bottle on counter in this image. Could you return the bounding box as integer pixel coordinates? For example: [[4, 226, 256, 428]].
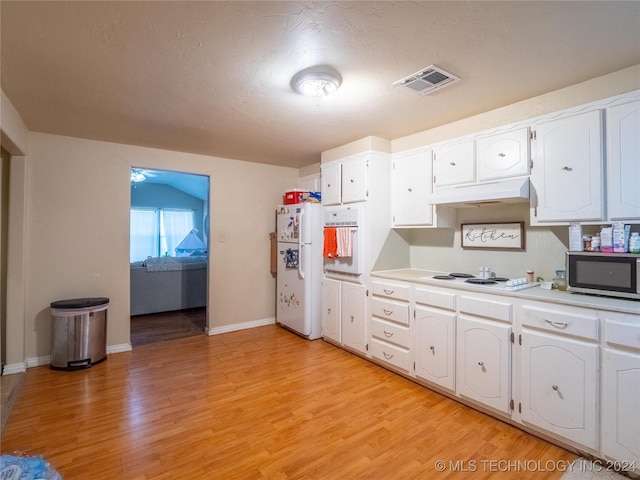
[[630, 232, 640, 254], [553, 269, 567, 291], [591, 235, 601, 252]]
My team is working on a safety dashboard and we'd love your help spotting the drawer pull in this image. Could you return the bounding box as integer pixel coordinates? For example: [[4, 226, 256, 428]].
[[478, 361, 484, 366], [562, 166, 573, 172], [430, 346, 435, 354], [327, 308, 331, 314], [383, 309, 393, 316], [350, 315, 354, 322], [552, 385, 559, 391], [498, 153, 506, 157], [544, 319, 568, 329], [383, 352, 394, 360], [383, 289, 394, 295], [450, 162, 456, 166], [383, 330, 394, 338]]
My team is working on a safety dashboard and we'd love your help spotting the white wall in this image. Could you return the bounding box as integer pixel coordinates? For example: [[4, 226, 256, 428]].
[[23, 133, 298, 359]]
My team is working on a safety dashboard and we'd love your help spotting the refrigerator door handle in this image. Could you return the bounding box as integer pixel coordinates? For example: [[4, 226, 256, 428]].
[[298, 209, 305, 279]]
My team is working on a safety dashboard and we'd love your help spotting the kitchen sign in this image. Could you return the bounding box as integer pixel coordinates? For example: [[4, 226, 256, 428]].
[[461, 222, 525, 250]]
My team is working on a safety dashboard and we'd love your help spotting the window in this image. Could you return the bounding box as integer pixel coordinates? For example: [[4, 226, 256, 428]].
[[130, 208, 194, 262]]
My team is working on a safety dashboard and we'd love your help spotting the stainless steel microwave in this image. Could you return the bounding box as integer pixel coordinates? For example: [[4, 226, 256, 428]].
[[566, 251, 640, 300]]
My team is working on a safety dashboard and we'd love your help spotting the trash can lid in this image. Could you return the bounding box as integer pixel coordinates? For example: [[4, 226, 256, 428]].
[[50, 297, 110, 309]]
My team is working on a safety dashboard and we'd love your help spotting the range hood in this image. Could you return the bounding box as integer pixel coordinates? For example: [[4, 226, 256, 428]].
[[428, 177, 530, 208]]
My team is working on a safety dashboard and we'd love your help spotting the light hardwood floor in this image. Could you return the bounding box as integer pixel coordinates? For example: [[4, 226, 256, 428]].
[[1, 325, 576, 479]]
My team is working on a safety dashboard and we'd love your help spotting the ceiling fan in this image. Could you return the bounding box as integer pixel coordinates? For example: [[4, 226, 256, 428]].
[[130, 168, 158, 184]]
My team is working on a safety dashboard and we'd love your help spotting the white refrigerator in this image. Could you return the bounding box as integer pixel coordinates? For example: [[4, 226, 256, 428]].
[[276, 203, 323, 339]]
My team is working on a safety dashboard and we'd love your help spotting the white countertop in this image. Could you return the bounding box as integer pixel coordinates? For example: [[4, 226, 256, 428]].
[[371, 268, 640, 316]]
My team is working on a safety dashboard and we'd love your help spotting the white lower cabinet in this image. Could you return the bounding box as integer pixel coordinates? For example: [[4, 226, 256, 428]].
[[321, 278, 342, 343], [370, 280, 410, 373], [341, 275, 639, 472], [322, 279, 367, 354], [457, 315, 512, 415], [601, 313, 640, 470], [519, 301, 599, 451], [413, 286, 457, 392], [520, 330, 599, 450], [341, 282, 368, 354]]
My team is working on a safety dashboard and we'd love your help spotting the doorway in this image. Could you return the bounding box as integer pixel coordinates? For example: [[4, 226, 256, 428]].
[[129, 168, 210, 345]]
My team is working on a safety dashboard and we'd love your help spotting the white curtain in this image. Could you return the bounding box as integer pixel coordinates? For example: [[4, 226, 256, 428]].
[[160, 209, 194, 257], [130, 208, 159, 262]]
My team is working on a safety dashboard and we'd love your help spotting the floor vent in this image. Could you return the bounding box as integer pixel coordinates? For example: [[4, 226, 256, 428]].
[[393, 65, 459, 94]]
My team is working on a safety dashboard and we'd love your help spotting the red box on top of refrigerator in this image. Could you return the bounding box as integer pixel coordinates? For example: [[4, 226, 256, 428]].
[[283, 189, 309, 204]]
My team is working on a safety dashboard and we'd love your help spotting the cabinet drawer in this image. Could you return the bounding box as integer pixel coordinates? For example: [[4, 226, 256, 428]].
[[371, 297, 409, 325], [459, 294, 512, 323], [604, 320, 640, 351], [371, 318, 410, 349], [371, 338, 410, 372], [414, 286, 456, 311], [521, 304, 598, 341], [370, 281, 410, 302]]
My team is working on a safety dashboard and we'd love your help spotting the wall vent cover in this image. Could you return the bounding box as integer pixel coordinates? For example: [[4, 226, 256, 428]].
[[393, 65, 459, 94]]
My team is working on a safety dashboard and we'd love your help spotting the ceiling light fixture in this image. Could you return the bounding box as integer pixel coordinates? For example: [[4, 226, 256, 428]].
[[291, 66, 342, 98]]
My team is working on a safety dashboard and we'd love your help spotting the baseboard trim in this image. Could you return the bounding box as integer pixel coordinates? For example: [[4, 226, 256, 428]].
[[26, 356, 50, 368], [2, 363, 27, 375], [107, 343, 132, 354], [207, 317, 276, 335]]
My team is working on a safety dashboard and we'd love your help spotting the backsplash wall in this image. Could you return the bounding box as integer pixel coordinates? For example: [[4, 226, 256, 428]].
[[408, 203, 569, 282]]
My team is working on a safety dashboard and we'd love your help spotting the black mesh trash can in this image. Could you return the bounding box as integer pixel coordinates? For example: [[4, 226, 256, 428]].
[[50, 297, 109, 371]]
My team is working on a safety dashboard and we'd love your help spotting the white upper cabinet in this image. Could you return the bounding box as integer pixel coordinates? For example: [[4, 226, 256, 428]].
[[391, 148, 455, 228], [432, 140, 475, 187], [606, 100, 640, 221], [476, 127, 530, 182], [341, 155, 369, 204], [530, 109, 604, 223], [321, 154, 369, 205], [321, 162, 342, 206]]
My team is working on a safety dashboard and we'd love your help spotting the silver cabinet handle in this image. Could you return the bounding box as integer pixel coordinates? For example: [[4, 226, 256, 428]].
[[562, 166, 573, 171], [383, 289, 394, 295], [478, 361, 484, 366], [383, 352, 394, 359], [350, 315, 354, 322], [407, 188, 412, 192], [544, 319, 568, 329], [552, 385, 559, 391], [383, 330, 393, 338], [327, 308, 331, 314], [450, 162, 456, 166], [350, 179, 354, 183], [383, 309, 393, 315], [498, 153, 506, 157], [430, 346, 435, 354]]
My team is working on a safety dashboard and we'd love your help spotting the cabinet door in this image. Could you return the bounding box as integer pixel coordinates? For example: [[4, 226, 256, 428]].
[[457, 315, 511, 414], [520, 330, 598, 450], [433, 140, 475, 186], [342, 282, 367, 354], [341, 156, 368, 204], [606, 100, 640, 221], [414, 306, 455, 392], [322, 278, 341, 343], [476, 127, 530, 181], [321, 163, 341, 205], [392, 150, 434, 226], [532, 110, 604, 222], [602, 348, 640, 466]]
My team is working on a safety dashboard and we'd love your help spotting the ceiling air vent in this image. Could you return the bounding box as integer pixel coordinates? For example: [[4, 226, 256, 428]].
[[393, 65, 459, 95]]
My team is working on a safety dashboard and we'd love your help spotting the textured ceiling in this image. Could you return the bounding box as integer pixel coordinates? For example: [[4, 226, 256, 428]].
[[2, 1, 639, 169]]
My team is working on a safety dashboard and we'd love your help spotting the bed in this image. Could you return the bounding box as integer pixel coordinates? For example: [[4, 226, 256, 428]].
[[130, 256, 208, 316]]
